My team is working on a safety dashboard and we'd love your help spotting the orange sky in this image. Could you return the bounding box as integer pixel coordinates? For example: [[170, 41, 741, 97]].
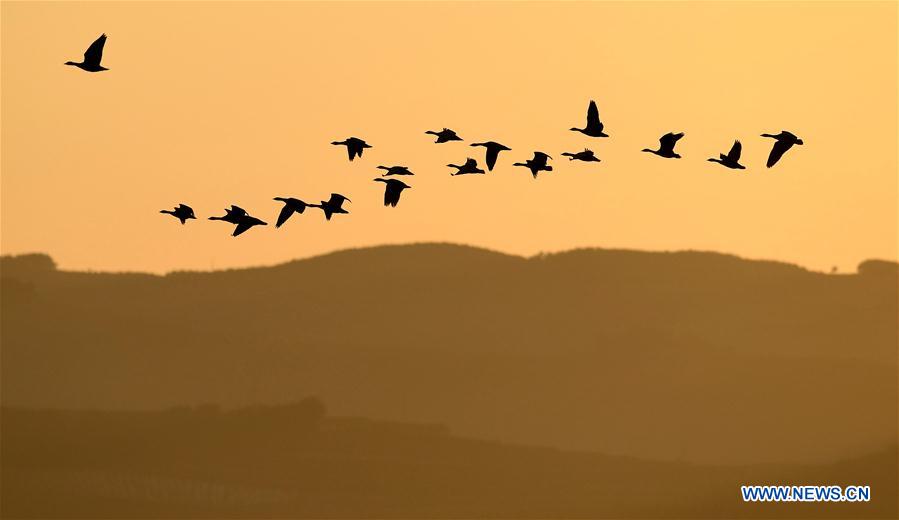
[[1, 1, 896, 273]]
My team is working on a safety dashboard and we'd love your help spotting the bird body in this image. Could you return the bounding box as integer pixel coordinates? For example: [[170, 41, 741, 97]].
[[377, 165, 414, 176], [331, 137, 371, 161], [311, 193, 351, 220], [561, 149, 601, 162], [643, 132, 684, 158], [448, 158, 485, 176], [426, 128, 463, 143], [160, 204, 196, 225], [570, 100, 608, 137], [761, 130, 803, 167], [374, 178, 411, 207], [708, 140, 746, 169], [65, 34, 108, 72], [514, 152, 553, 178], [470, 141, 511, 171], [273, 197, 311, 228]]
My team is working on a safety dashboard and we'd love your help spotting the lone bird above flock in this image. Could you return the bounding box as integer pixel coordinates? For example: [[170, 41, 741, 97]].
[[65, 33, 108, 72], [708, 140, 746, 170], [470, 141, 511, 171], [331, 137, 371, 161], [160, 204, 196, 225], [643, 132, 684, 159], [311, 193, 351, 220], [373, 178, 411, 207], [448, 158, 485, 176], [570, 100, 608, 137], [426, 128, 463, 143], [377, 165, 414, 176], [514, 152, 553, 178], [209, 205, 247, 224], [761, 131, 803, 168], [273, 197, 312, 228], [561, 149, 601, 162]]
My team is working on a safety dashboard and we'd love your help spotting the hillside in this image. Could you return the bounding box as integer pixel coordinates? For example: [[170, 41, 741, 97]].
[[1, 244, 896, 464]]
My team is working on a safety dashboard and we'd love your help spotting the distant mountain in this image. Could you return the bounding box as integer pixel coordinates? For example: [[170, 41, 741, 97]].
[[1, 244, 896, 464]]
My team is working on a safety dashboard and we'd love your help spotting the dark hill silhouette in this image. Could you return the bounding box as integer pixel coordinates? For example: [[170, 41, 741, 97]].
[[1, 244, 896, 465]]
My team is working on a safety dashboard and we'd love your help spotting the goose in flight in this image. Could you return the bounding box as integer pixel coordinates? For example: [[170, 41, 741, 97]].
[[231, 213, 268, 237], [311, 193, 351, 220], [273, 197, 312, 228], [561, 149, 601, 162], [209, 205, 248, 224], [448, 158, 485, 176], [426, 128, 463, 143], [331, 137, 371, 161], [374, 178, 411, 207], [470, 141, 511, 171], [761, 131, 803, 167], [570, 100, 608, 137], [377, 165, 414, 176], [708, 140, 746, 169], [65, 33, 108, 72], [642, 132, 684, 159], [160, 204, 196, 225], [514, 152, 553, 178]]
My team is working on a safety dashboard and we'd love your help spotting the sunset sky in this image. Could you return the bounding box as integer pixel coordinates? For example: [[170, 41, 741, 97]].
[[2, 1, 896, 274]]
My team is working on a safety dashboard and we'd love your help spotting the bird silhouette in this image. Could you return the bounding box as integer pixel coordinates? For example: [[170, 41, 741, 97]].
[[160, 204, 196, 225], [514, 152, 553, 178], [425, 128, 462, 143], [273, 197, 312, 228], [210, 206, 266, 236], [311, 193, 351, 220], [209, 205, 248, 224], [331, 137, 371, 161], [65, 34, 108, 72], [561, 149, 601, 162], [374, 178, 411, 207], [761, 131, 803, 168], [377, 165, 414, 176], [570, 100, 608, 137], [470, 141, 511, 171], [708, 140, 746, 169], [642, 132, 684, 159], [447, 158, 485, 176]]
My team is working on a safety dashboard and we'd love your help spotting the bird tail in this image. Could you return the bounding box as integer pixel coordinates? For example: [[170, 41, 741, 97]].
[[545, 166, 553, 171]]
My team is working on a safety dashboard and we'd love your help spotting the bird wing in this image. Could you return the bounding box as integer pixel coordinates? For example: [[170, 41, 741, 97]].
[[659, 132, 682, 151], [727, 141, 742, 161], [383, 183, 401, 207], [347, 145, 357, 161], [485, 147, 499, 170], [464, 158, 477, 168], [276, 205, 294, 228], [84, 34, 106, 66], [232, 220, 254, 236], [328, 193, 348, 207], [587, 100, 601, 128], [766, 140, 792, 168]]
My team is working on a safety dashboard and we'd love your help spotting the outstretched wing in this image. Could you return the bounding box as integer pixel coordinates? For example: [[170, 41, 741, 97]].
[[347, 145, 357, 161], [727, 140, 742, 161], [84, 34, 106, 66], [659, 132, 683, 151], [485, 148, 499, 170], [328, 193, 349, 207], [229, 205, 247, 217], [464, 157, 477, 169], [232, 220, 254, 236], [766, 140, 792, 168], [276, 205, 294, 228], [384, 183, 402, 207]]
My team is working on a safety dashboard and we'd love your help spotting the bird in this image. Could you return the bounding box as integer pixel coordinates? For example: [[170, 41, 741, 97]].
[[514, 152, 553, 178], [377, 165, 414, 176], [208, 205, 248, 224], [708, 140, 746, 169], [331, 137, 371, 161], [311, 193, 351, 220], [447, 158, 485, 176], [65, 34, 108, 72], [561, 149, 601, 162], [642, 132, 685, 159], [570, 100, 608, 137], [231, 213, 268, 237], [761, 131, 803, 168], [160, 204, 196, 224], [373, 178, 411, 207], [273, 197, 312, 228], [470, 141, 511, 171], [425, 128, 462, 143]]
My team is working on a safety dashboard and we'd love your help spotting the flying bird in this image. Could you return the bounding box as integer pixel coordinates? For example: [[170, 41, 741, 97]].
[[373, 178, 411, 207], [209, 205, 248, 224], [159, 204, 196, 225], [642, 132, 685, 159], [210, 206, 266, 236], [65, 33, 108, 72], [761, 131, 803, 168], [561, 149, 601, 162], [447, 158, 485, 176], [470, 141, 511, 171], [514, 152, 553, 178], [331, 137, 371, 161], [570, 100, 608, 137], [273, 197, 312, 228], [311, 193, 351, 220], [425, 128, 463, 143], [377, 165, 414, 176], [708, 140, 746, 170]]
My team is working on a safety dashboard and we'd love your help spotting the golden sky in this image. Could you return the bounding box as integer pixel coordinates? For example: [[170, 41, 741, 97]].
[[1, 1, 896, 273]]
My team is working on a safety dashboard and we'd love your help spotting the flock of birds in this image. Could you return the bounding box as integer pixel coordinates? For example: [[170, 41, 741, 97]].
[[67, 34, 805, 237]]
